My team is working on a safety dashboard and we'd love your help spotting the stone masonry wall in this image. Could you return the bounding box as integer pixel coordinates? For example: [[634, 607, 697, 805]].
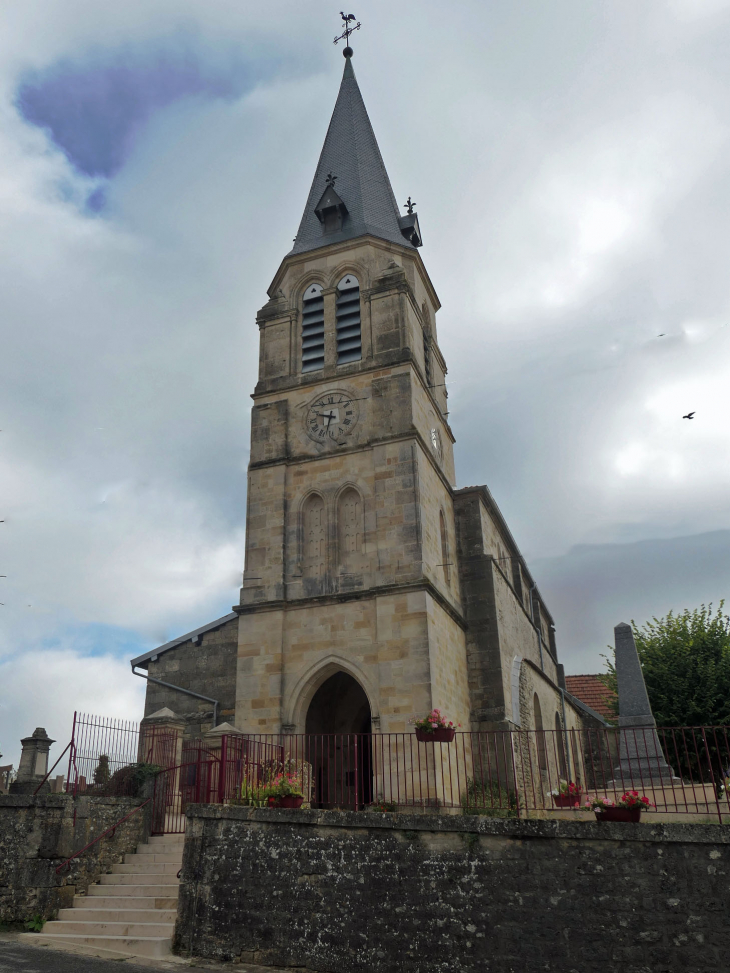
[[176, 805, 730, 973], [144, 617, 239, 734], [0, 794, 150, 922]]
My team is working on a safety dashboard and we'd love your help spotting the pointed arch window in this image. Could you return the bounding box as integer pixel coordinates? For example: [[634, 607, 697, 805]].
[[303, 493, 326, 577], [338, 487, 363, 569], [336, 275, 361, 364], [302, 283, 325, 373], [555, 711, 567, 779], [439, 510, 451, 586], [533, 694, 547, 772]]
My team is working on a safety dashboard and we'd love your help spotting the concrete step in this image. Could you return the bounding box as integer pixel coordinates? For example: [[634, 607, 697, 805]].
[[112, 860, 181, 875], [100, 872, 180, 886], [124, 851, 182, 864], [58, 908, 177, 924], [147, 834, 185, 845], [42, 919, 174, 937], [74, 895, 178, 910], [89, 882, 179, 897], [20, 933, 172, 958]]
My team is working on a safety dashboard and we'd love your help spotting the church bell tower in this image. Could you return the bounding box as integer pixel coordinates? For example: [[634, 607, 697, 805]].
[[234, 42, 471, 736]]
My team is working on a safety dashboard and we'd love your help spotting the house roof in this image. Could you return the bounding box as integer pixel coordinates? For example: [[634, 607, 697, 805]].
[[288, 52, 416, 258], [564, 674, 616, 722], [130, 612, 238, 669]]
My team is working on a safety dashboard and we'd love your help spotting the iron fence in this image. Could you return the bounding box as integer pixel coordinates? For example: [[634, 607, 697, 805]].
[[150, 726, 730, 832], [65, 712, 176, 797], [59, 713, 730, 827]]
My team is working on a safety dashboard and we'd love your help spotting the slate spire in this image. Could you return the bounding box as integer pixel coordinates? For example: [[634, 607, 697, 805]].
[[289, 51, 421, 256]]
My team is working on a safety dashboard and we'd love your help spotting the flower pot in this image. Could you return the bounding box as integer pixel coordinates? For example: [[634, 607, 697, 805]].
[[415, 727, 456, 743], [552, 794, 581, 808], [594, 807, 642, 823], [273, 795, 304, 809]]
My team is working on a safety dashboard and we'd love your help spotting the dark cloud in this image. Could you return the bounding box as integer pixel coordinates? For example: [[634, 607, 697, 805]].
[[534, 531, 730, 672], [16, 43, 267, 178]]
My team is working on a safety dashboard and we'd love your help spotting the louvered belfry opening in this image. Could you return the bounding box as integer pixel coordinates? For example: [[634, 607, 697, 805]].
[[302, 283, 325, 373], [336, 275, 362, 364]]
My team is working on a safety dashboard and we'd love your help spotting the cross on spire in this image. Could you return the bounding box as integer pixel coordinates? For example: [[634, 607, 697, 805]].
[[334, 11, 361, 52]]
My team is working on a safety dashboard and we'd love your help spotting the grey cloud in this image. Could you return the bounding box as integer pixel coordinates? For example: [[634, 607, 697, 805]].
[[0, 0, 729, 749], [534, 530, 730, 672]]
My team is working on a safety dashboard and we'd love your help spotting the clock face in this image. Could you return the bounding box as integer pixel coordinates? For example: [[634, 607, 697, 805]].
[[305, 390, 359, 445], [430, 427, 442, 459]]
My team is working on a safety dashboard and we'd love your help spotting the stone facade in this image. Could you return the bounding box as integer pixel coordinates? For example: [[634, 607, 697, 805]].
[[0, 794, 150, 922], [175, 805, 730, 973]]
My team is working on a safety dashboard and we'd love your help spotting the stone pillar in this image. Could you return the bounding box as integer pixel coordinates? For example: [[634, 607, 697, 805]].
[[10, 727, 55, 794], [610, 623, 677, 783], [139, 708, 186, 769]]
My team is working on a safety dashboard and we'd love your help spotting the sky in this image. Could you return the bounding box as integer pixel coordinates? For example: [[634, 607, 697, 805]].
[[2, 0, 730, 767]]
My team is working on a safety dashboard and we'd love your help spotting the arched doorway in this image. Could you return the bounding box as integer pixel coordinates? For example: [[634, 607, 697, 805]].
[[305, 671, 372, 808]]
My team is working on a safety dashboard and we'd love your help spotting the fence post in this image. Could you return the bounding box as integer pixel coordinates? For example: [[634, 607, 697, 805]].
[[66, 711, 77, 794], [700, 727, 724, 824], [218, 735, 228, 804]]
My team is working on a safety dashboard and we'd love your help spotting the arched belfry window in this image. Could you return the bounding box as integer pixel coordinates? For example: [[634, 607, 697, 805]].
[[303, 494, 326, 577], [338, 487, 363, 569], [336, 275, 361, 365], [439, 510, 451, 586], [302, 283, 325, 373]]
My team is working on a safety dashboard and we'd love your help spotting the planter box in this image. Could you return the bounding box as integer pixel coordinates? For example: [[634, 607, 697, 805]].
[[595, 807, 642, 823], [415, 728, 456, 743], [552, 794, 581, 808], [268, 795, 304, 809]]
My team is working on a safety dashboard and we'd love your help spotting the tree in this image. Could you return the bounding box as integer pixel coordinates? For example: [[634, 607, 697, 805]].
[[93, 754, 111, 788], [604, 603, 730, 728]]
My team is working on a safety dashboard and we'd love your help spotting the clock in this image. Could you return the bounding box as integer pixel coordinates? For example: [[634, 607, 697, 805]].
[[305, 390, 359, 445], [430, 427, 442, 459]]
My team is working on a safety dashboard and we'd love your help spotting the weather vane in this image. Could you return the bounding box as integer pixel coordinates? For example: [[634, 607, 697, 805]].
[[403, 196, 416, 215], [334, 11, 361, 50]]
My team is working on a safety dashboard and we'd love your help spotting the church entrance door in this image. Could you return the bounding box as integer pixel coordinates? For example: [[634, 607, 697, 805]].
[[305, 671, 372, 809]]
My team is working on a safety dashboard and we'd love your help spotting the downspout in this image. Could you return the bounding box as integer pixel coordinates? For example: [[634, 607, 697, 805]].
[[132, 665, 219, 729]]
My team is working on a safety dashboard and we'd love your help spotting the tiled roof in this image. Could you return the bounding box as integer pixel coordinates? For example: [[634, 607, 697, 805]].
[[289, 54, 414, 257], [564, 674, 616, 722]]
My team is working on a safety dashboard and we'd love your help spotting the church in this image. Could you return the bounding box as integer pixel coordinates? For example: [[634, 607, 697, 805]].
[[131, 44, 600, 753]]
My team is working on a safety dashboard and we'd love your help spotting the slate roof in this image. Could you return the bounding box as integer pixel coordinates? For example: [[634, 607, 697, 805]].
[[130, 612, 238, 669], [564, 674, 617, 722], [289, 53, 415, 257]]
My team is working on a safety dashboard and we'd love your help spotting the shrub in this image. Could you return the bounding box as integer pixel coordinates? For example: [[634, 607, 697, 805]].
[[461, 776, 518, 818]]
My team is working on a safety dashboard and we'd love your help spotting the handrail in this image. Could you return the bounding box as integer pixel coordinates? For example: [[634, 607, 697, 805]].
[[55, 798, 151, 874], [33, 740, 72, 795]]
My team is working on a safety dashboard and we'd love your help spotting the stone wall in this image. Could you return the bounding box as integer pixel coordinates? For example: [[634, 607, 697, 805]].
[[144, 616, 239, 734], [0, 794, 150, 923], [176, 805, 730, 973]]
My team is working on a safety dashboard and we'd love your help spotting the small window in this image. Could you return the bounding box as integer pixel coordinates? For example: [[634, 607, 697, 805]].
[[555, 712, 567, 778], [336, 275, 361, 364], [302, 284, 324, 373], [439, 510, 451, 586]]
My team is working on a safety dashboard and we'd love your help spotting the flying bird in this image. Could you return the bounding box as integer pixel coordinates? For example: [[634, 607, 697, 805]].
[[657, 333, 666, 337], [683, 412, 695, 419]]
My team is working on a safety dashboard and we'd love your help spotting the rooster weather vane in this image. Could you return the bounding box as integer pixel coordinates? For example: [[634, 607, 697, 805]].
[[334, 12, 361, 49]]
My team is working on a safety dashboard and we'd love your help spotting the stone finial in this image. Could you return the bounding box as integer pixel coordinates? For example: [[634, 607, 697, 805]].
[[11, 727, 56, 794]]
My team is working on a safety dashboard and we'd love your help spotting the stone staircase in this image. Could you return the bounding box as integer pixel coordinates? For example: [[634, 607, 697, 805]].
[[24, 833, 184, 960]]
